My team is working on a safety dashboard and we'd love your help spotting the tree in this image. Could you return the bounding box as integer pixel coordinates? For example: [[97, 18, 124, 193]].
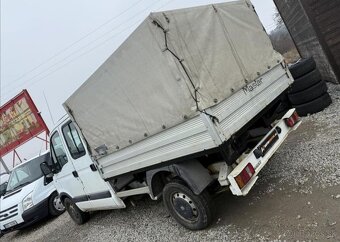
[[273, 8, 284, 30]]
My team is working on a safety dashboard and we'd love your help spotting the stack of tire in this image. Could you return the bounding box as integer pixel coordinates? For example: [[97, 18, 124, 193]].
[[288, 57, 332, 116]]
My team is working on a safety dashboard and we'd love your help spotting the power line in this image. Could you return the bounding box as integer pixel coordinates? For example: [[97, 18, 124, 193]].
[[2, 19, 143, 100], [2, 0, 174, 100], [43, 91, 55, 125], [4, 0, 145, 86], [3, 0, 163, 93]]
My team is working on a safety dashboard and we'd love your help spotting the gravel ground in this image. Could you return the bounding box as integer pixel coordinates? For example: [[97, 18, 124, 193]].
[[2, 84, 340, 242]]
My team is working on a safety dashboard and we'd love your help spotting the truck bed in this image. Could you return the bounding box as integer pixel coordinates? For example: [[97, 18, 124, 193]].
[[64, 1, 283, 161], [97, 63, 292, 179]]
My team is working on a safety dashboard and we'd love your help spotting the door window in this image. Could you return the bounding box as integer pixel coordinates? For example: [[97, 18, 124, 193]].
[[62, 122, 86, 159], [50, 131, 68, 170]]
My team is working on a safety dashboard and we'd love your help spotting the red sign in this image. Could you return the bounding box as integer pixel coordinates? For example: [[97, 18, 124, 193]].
[[0, 90, 49, 156]]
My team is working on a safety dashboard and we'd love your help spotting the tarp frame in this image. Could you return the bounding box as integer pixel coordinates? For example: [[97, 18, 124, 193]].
[[64, 0, 282, 157]]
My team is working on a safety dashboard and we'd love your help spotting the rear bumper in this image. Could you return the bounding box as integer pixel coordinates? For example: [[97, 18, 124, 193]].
[[0, 198, 49, 234], [224, 109, 301, 196]]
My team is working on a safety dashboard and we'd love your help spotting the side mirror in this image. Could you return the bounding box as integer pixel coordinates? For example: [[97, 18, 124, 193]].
[[40, 162, 53, 178]]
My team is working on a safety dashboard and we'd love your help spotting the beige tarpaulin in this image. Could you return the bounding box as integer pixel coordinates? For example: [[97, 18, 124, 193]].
[[64, 0, 282, 156]]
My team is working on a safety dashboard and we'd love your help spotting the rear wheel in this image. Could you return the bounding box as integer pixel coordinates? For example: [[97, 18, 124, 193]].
[[163, 180, 213, 230], [64, 198, 90, 225], [48, 192, 65, 216]]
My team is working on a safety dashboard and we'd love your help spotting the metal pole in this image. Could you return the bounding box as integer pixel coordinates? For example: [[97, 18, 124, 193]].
[[0, 157, 10, 174], [45, 132, 48, 150]]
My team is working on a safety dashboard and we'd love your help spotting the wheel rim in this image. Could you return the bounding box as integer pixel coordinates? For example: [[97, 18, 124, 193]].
[[53, 196, 65, 211], [171, 192, 198, 222]]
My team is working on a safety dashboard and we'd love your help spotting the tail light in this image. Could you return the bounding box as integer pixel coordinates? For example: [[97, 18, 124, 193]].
[[284, 111, 300, 127], [234, 163, 255, 189]]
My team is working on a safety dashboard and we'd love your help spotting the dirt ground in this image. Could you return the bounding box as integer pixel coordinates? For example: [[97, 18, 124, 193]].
[[2, 84, 340, 241]]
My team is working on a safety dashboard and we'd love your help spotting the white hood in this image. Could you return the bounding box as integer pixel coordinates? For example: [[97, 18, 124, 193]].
[[0, 180, 37, 212]]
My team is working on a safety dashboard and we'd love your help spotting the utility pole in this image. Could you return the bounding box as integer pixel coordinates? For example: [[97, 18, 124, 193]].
[[0, 157, 10, 174]]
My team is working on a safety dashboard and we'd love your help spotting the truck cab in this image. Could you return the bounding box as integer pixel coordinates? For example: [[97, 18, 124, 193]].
[[44, 116, 125, 223]]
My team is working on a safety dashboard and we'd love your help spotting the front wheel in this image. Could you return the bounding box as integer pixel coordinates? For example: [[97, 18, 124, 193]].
[[163, 180, 213, 230], [64, 198, 90, 225], [49, 192, 65, 216]]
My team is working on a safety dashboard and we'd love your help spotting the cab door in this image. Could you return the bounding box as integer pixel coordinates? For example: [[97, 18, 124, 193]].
[[60, 120, 124, 210], [50, 131, 91, 210]]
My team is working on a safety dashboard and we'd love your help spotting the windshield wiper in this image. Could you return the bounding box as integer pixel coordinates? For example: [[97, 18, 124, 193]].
[[14, 181, 32, 190], [4, 189, 12, 194]]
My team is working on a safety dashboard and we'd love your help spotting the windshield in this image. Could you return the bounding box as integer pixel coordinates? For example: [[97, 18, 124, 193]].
[[6, 153, 50, 192]]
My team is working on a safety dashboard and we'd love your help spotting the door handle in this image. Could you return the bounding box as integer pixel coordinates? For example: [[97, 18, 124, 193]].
[[72, 171, 79, 177], [90, 164, 97, 171]]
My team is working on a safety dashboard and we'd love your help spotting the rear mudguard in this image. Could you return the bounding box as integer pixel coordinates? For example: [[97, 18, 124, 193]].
[[146, 160, 213, 197]]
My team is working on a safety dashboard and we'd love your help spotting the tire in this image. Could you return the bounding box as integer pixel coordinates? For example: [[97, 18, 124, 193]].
[[289, 57, 316, 79], [289, 69, 322, 94], [49, 192, 66, 216], [293, 93, 332, 117], [64, 198, 90, 225], [288, 80, 328, 105], [163, 179, 213, 230]]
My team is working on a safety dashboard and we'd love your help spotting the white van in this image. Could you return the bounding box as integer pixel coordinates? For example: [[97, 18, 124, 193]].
[[0, 152, 65, 235]]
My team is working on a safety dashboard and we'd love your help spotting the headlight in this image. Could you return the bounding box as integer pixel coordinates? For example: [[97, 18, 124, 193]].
[[22, 192, 34, 211]]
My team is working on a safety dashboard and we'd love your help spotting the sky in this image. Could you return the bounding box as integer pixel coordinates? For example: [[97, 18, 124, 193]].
[[0, 0, 278, 173]]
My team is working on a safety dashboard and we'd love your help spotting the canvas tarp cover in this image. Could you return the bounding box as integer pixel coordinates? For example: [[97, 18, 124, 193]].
[[64, 0, 282, 156]]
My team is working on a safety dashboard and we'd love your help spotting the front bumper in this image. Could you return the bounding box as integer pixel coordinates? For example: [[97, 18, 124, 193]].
[[221, 109, 301, 196], [0, 198, 49, 234]]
